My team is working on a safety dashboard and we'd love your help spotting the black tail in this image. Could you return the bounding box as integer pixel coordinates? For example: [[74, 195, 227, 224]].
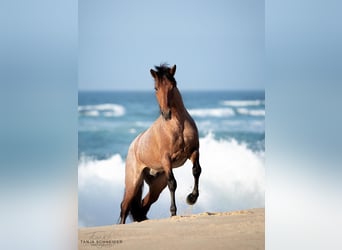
[[129, 181, 148, 222]]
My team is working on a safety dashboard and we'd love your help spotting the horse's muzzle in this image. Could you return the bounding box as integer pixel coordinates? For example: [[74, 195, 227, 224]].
[[162, 109, 171, 120]]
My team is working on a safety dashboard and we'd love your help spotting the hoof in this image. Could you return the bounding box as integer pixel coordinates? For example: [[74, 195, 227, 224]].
[[137, 215, 148, 222], [186, 193, 198, 205]]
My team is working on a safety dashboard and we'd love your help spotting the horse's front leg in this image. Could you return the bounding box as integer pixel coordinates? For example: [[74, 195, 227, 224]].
[[187, 150, 201, 205], [162, 156, 177, 216], [168, 171, 177, 216]]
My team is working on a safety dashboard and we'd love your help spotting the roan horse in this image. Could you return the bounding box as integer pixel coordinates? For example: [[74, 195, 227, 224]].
[[119, 64, 202, 224]]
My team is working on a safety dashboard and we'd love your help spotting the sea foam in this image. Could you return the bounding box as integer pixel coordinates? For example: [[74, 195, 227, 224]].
[[237, 108, 265, 116], [78, 104, 125, 117], [188, 108, 235, 117], [221, 100, 264, 107]]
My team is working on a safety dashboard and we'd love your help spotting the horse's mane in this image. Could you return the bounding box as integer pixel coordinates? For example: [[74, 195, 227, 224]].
[[154, 64, 177, 86]]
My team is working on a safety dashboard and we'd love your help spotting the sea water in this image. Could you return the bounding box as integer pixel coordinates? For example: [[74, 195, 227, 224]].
[[78, 90, 265, 226]]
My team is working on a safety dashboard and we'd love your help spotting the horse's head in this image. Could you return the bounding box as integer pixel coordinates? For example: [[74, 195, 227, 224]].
[[150, 64, 177, 121]]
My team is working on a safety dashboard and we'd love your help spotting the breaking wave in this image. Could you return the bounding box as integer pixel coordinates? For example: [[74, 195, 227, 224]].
[[237, 108, 265, 116], [221, 100, 264, 107], [78, 104, 125, 117], [188, 108, 235, 117]]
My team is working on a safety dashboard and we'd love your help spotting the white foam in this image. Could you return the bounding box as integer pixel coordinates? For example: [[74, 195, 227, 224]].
[[78, 104, 125, 117], [221, 100, 264, 107], [237, 108, 265, 116], [78, 154, 126, 226], [78, 154, 125, 188], [83, 110, 100, 117], [78, 133, 265, 226], [188, 108, 235, 117], [129, 128, 137, 134]]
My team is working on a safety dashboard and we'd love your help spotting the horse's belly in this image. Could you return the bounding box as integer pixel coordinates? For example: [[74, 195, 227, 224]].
[[171, 133, 197, 167], [172, 157, 187, 168], [170, 149, 189, 168]]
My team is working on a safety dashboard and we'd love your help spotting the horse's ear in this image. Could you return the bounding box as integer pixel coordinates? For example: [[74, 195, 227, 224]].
[[169, 65, 176, 76], [150, 69, 157, 79]]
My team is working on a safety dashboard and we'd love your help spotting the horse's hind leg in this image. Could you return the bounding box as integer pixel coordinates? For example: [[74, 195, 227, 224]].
[[120, 187, 133, 224], [120, 175, 144, 224], [119, 156, 144, 224], [187, 150, 202, 205], [142, 172, 168, 216]]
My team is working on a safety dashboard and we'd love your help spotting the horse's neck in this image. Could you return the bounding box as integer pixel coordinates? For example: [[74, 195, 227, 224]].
[[170, 88, 188, 121]]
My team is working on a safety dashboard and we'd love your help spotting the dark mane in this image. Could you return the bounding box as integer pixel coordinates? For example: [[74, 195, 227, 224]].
[[154, 64, 177, 85]]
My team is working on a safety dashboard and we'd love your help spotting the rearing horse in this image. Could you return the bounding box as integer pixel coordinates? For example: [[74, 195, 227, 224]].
[[119, 64, 202, 224]]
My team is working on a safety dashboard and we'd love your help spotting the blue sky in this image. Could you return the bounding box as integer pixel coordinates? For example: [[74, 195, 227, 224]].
[[79, 0, 264, 90]]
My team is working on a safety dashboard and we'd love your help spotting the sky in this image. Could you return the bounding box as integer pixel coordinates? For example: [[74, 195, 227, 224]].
[[79, 0, 264, 91]]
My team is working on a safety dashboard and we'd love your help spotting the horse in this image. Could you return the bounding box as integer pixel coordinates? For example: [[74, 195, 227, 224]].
[[119, 64, 202, 224]]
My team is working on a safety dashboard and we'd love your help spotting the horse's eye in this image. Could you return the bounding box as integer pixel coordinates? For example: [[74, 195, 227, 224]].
[[154, 87, 158, 91]]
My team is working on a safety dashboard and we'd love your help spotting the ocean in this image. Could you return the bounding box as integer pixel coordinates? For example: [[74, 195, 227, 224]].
[[78, 90, 265, 227]]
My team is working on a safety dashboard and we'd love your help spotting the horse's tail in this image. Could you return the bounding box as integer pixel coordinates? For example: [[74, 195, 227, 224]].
[[129, 181, 147, 222]]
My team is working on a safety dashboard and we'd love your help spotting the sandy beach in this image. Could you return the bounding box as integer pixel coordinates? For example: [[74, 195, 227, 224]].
[[79, 208, 264, 250]]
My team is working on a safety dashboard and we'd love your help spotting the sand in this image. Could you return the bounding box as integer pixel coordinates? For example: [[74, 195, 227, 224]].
[[79, 208, 264, 250]]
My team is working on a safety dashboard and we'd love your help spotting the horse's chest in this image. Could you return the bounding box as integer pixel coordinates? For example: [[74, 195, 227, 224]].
[[170, 131, 195, 167]]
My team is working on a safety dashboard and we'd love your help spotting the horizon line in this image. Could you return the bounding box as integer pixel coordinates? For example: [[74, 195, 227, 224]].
[[78, 88, 265, 92]]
